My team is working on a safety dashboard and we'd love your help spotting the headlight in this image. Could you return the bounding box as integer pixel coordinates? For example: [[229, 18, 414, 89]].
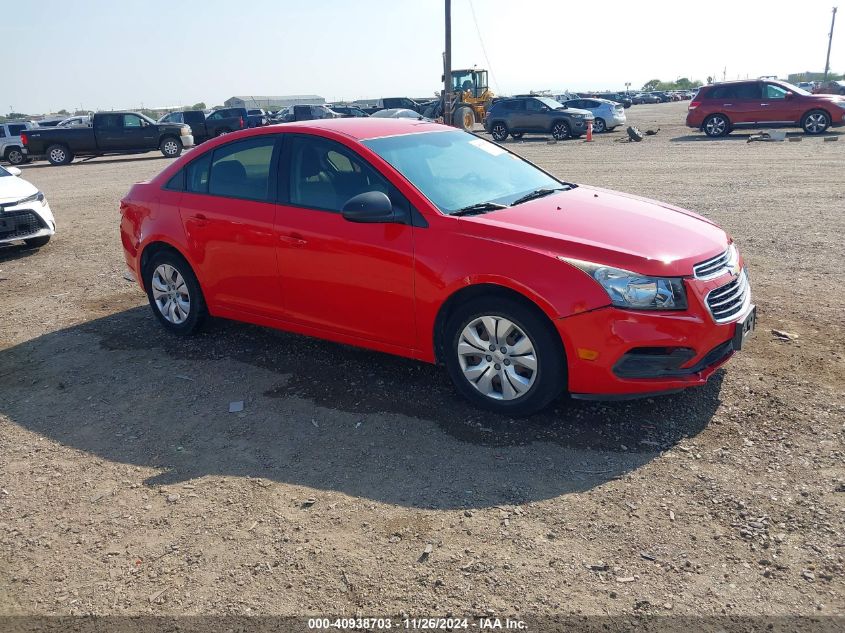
[[20, 191, 46, 207], [570, 113, 584, 119], [563, 259, 687, 310]]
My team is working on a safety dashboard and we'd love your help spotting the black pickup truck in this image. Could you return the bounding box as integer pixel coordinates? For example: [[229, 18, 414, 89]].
[[22, 111, 194, 166], [158, 110, 243, 143]]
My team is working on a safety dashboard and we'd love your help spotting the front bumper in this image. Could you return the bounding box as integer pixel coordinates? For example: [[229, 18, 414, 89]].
[[180, 134, 195, 148], [0, 201, 56, 244], [556, 270, 753, 398]]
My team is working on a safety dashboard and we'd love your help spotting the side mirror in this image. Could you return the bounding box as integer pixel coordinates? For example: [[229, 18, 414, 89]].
[[7, 166, 21, 176], [341, 191, 395, 223], [784, 91, 794, 99]]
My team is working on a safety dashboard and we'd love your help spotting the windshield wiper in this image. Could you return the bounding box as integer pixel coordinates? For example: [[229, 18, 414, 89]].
[[510, 187, 570, 207], [451, 202, 508, 216]]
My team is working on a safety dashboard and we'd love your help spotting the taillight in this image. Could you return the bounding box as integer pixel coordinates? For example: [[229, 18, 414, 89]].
[[20, 132, 28, 145], [689, 101, 701, 110], [239, 117, 245, 128]]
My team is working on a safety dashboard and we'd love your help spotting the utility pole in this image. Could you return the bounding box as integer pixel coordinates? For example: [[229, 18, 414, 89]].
[[444, 0, 452, 127], [824, 7, 838, 81]]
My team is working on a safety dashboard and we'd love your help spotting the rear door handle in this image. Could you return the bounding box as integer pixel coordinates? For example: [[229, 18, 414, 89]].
[[189, 213, 208, 226], [722, 103, 733, 106], [760, 103, 770, 106], [279, 233, 307, 247]]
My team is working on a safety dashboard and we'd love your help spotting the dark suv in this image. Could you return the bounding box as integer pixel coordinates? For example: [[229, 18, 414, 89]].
[[484, 97, 593, 141]]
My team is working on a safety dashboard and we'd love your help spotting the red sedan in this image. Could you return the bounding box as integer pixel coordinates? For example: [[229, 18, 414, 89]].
[[120, 118, 755, 414]]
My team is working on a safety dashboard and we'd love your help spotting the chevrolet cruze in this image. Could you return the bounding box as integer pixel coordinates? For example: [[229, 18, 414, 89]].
[[120, 119, 755, 415]]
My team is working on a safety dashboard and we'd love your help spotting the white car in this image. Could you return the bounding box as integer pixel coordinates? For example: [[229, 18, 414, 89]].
[[57, 115, 91, 128], [0, 165, 55, 247]]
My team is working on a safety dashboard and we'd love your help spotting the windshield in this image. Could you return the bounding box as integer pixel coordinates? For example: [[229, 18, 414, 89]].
[[778, 81, 811, 96], [362, 130, 566, 215], [536, 97, 563, 109]]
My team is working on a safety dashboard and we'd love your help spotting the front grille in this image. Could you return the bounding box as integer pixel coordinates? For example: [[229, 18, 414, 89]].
[[0, 209, 47, 240], [706, 269, 750, 323], [693, 248, 732, 279]]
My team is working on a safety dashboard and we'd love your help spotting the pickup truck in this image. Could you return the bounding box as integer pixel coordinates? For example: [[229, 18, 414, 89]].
[[22, 111, 194, 166], [362, 97, 424, 115], [158, 110, 243, 143]]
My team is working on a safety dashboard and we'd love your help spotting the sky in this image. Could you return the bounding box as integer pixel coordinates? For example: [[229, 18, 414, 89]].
[[4, 0, 842, 114]]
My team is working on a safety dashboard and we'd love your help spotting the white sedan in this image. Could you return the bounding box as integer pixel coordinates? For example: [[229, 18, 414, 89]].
[[0, 165, 55, 247]]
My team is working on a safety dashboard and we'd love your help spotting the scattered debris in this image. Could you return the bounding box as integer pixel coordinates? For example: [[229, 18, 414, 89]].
[[771, 329, 795, 341], [626, 126, 644, 142], [616, 576, 636, 583], [300, 497, 317, 509], [788, 137, 803, 142], [640, 552, 657, 562], [823, 136, 838, 142], [418, 543, 434, 563], [166, 494, 179, 503], [747, 129, 786, 142], [588, 562, 609, 572], [228, 400, 244, 413], [644, 128, 660, 136]]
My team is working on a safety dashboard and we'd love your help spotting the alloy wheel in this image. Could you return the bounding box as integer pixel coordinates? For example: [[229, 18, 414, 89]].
[[49, 148, 66, 163], [491, 123, 507, 141], [7, 149, 23, 164], [151, 263, 191, 324], [552, 122, 569, 140], [456, 315, 537, 401], [804, 113, 828, 133], [593, 118, 606, 133], [704, 116, 727, 136], [163, 140, 180, 156]]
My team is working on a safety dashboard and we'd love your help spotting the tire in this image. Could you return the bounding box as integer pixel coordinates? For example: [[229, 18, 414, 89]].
[[592, 118, 606, 133], [444, 297, 566, 416], [490, 121, 509, 142], [454, 105, 474, 131], [46, 144, 73, 166], [5, 147, 25, 165], [214, 127, 231, 137], [144, 249, 207, 336], [510, 132, 524, 139], [551, 120, 571, 140], [24, 235, 51, 248], [703, 114, 730, 137], [160, 136, 183, 158], [801, 110, 830, 134]]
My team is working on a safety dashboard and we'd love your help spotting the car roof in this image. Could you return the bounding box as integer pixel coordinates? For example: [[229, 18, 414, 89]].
[[269, 117, 445, 140]]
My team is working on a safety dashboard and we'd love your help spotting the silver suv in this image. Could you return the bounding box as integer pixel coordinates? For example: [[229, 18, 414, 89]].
[[1, 121, 39, 165], [483, 97, 593, 141]]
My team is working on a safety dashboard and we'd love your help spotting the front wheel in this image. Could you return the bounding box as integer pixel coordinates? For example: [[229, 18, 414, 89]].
[[551, 121, 571, 140], [454, 106, 475, 131], [444, 298, 566, 415], [802, 110, 830, 134], [703, 114, 730, 137], [5, 147, 25, 165], [592, 118, 606, 133], [144, 250, 207, 335], [160, 137, 183, 158], [490, 122, 509, 142]]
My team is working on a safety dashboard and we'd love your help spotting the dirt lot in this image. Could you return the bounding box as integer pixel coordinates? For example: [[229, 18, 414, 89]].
[[1, 102, 843, 626]]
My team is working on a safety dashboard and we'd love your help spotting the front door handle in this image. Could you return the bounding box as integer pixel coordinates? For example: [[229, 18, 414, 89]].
[[760, 103, 770, 106], [722, 103, 733, 106], [279, 233, 307, 247]]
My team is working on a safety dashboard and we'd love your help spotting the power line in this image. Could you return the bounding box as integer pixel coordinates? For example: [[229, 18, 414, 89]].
[[468, 0, 499, 94]]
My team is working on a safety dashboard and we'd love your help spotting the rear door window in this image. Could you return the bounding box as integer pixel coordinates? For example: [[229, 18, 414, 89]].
[[8, 124, 26, 136], [208, 136, 277, 201], [186, 152, 212, 194]]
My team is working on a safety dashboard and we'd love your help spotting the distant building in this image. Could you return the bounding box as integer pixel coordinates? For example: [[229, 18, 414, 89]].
[[224, 95, 325, 110]]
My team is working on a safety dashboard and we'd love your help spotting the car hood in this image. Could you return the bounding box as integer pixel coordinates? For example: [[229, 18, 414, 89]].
[[464, 185, 729, 277], [0, 175, 38, 203], [557, 107, 592, 116]]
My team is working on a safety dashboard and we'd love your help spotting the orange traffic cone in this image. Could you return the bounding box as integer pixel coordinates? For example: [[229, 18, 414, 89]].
[[586, 121, 593, 142]]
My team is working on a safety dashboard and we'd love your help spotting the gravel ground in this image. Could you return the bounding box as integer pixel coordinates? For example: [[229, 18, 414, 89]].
[[1, 102, 843, 626]]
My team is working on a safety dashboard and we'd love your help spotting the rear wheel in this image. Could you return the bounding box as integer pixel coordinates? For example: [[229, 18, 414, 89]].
[[46, 144, 73, 165], [444, 297, 565, 415], [24, 235, 51, 248], [5, 147, 25, 165], [592, 118, 606, 133], [801, 110, 830, 134], [144, 250, 207, 336], [551, 120, 571, 140], [160, 136, 182, 158], [490, 122, 509, 142], [703, 114, 730, 137]]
